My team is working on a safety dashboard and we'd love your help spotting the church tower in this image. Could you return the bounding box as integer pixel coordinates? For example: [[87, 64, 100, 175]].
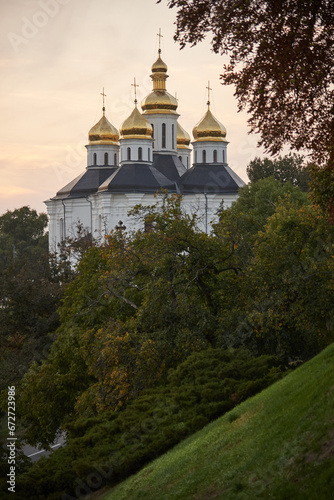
[[141, 48, 179, 155], [191, 85, 228, 166], [119, 88, 154, 165], [86, 90, 120, 168]]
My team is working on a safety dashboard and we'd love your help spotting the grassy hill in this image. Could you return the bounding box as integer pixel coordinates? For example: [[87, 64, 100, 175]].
[[101, 343, 334, 500]]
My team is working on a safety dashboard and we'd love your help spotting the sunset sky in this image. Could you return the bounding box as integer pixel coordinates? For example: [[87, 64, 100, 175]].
[[0, 0, 264, 216]]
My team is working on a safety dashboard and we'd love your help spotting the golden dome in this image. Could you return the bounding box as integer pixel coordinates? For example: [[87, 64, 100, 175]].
[[120, 105, 153, 139], [141, 50, 178, 115], [177, 122, 190, 148], [192, 108, 227, 142], [151, 54, 168, 73], [141, 91, 178, 114], [88, 114, 119, 144]]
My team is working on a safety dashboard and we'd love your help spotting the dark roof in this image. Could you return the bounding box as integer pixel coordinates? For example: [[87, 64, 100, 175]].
[[152, 154, 186, 181], [98, 163, 177, 193], [179, 164, 245, 194], [51, 156, 245, 200], [53, 167, 117, 199]]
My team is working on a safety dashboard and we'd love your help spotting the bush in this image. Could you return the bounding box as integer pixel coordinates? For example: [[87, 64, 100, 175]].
[[15, 348, 288, 499]]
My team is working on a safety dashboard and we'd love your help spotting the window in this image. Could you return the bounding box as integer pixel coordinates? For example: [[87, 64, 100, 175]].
[[172, 124, 175, 149], [162, 123, 166, 148], [127, 147, 131, 160], [138, 147, 142, 160], [104, 152, 108, 165], [187, 156, 189, 168], [202, 150, 206, 164], [213, 150, 217, 163], [148, 148, 151, 162], [195, 150, 197, 163], [179, 156, 182, 162], [114, 153, 117, 166], [222, 150, 225, 163], [151, 123, 154, 138], [93, 153, 97, 165]]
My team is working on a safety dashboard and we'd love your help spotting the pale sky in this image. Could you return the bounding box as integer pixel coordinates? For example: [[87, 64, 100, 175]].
[[0, 0, 263, 215]]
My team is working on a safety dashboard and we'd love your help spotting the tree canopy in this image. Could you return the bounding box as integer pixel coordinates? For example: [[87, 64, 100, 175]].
[[246, 153, 310, 190], [161, 0, 334, 167]]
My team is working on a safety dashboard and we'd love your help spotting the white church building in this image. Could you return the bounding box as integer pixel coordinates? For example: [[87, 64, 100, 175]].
[[45, 47, 245, 252]]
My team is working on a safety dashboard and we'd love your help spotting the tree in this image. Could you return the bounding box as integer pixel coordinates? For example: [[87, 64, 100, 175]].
[[246, 154, 310, 191], [241, 201, 334, 359], [161, 0, 333, 165], [0, 207, 63, 391]]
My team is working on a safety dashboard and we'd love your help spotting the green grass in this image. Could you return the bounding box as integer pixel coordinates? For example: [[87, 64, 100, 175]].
[[101, 343, 334, 500]]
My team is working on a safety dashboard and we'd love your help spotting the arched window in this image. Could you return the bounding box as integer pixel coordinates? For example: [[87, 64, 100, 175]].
[[104, 152, 108, 165], [138, 147, 142, 160], [127, 147, 131, 160], [162, 123, 166, 148], [179, 156, 182, 162], [114, 153, 117, 166], [151, 123, 154, 138], [222, 150, 225, 163], [195, 150, 198, 163], [93, 153, 97, 165], [213, 150, 217, 163], [172, 124, 175, 149], [187, 156, 189, 168], [202, 150, 206, 164], [148, 148, 151, 162]]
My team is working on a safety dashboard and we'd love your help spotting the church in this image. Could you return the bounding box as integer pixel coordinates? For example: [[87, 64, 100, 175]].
[[45, 45, 245, 252]]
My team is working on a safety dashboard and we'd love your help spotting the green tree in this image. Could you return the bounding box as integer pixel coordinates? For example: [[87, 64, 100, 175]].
[[162, 0, 334, 214], [0, 207, 63, 391], [246, 154, 310, 191], [162, 0, 334, 165], [240, 202, 334, 359]]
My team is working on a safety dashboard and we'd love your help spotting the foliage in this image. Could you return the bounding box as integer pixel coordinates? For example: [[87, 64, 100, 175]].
[[18, 185, 334, 449], [240, 202, 334, 358], [0, 207, 62, 392], [161, 0, 334, 167], [246, 153, 310, 191], [102, 342, 334, 500], [14, 348, 287, 499]]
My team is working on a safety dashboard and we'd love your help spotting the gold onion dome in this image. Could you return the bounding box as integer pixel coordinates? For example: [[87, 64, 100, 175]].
[[88, 113, 119, 144], [141, 51, 178, 114], [192, 107, 227, 142], [120, 105, 153, 139], [151, 54, 168, 73], [177, 122, 190, 148]]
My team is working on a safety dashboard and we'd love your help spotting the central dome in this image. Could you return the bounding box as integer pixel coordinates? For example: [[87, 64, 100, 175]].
[[141, 91, 178, 114], [141, 51, 178, 115]]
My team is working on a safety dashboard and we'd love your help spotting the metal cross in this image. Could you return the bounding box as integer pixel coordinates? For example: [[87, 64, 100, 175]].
[[206, 81, 212, 107], [101, 87, 107, 113], [131, 77, 139, 104], [157, 28, 163, 53]]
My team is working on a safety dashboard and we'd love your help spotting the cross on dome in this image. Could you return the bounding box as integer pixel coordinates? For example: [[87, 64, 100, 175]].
[[157, 28, 163, 54], [100, 87, 107, 115], [206, 81, 212, 108], [131, 77, 139, 105]]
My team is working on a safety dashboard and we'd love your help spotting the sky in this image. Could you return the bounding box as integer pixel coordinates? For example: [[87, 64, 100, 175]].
[[0, 0, 265, 215]]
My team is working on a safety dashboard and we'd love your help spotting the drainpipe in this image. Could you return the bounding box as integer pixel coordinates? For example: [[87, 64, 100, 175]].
[[85, 196, 93, 236], [61, 199, 66, 240], [204, 192, 208, 234]]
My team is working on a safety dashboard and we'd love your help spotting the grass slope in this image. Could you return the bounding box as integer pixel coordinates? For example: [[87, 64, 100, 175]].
[[102, 343, 334, 500]]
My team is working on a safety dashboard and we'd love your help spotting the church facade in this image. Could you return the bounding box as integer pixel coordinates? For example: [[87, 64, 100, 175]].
[[45, 49, 245, 252]]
